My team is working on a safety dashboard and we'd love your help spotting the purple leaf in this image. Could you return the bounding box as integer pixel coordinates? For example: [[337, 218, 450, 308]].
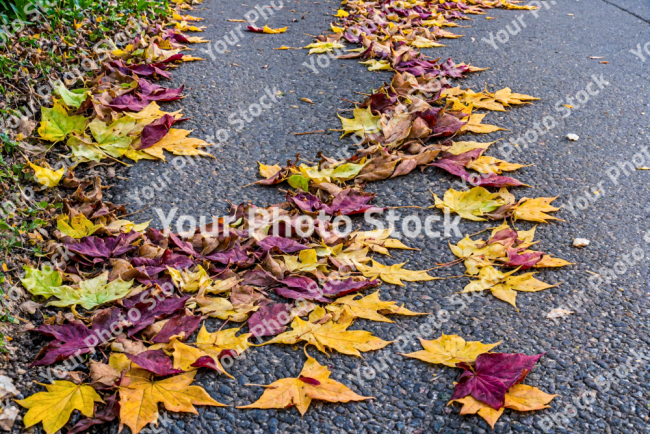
[[502, 248, 544, 270], [276, 276, 329, 303], [246, 25, 264, 33], [452, 352, 544, 410], [431, 159, 525, 188], [107, 94, 150, 111], [324, 189, 385, 215], [127, 350, 183, 376], [257, 236, 309, 253], [151, 313, 202, 343], [322, 278, 380, 297], [126, 296, 190, 337], [30, 308, 123, 366], [487, 228, 519, 249], [299, 376, 321, 386], [139, 114, 186, 149], [204, 244, 251, 266], [241, 266, 278, 287], [191, 355, 220, 370], [248, 302, 292, 337], [139, 78, 184, 102]]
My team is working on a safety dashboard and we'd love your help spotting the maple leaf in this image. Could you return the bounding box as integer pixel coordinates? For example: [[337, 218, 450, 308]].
[[401, 334, 501, 367], [54, 82, 89, 109], [338, 106, 381, 137], [513, 197, 563, 223], [356, 259, 436, 286], [67, 394, 119, 434], [466, 155, 531, 174], [119, 368, 225, 434], [88, 117, 136, 158], [304, 41, 344, 54], [46, 271, 133, 309], [349, 228, 418, 255], [430, 187, 513, 221], [139, 128, 215, 160], [462, 266, 560, 308], [28, 161, 65, 187], [360, 59, 392, 71], [258, 162, 282, 179], [238, 352, 371, 415], [327, 291, 427, 323], [449, 384, 557, 428], [460, 113, 505, 134], [56, 214, 103, 238], [452, 352, 545, 410], [262, 307, 391, 356], [16, 381, 103, 434], [248, 302, 292, 337], [38, 101, 87, 142], [247, 25, 288, 34], [21, 265, 62, 297]]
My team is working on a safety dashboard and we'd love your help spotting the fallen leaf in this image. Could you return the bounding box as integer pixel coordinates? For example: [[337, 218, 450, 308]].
[[402, 334, 501, 367], [16, 381, 103, 434]]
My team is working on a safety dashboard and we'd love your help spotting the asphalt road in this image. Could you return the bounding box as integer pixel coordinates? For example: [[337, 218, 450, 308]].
[[106, 0, 650, 433]]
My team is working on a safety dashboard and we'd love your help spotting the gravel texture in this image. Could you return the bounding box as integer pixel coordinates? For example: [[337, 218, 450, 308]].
[[17, 0, 650, 433]]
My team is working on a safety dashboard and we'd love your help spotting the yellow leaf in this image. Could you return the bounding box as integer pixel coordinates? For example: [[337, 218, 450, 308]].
[[410, 36, 445, 48], [238, 353, 370, 415], [258, 161, 281, 179], [332, 9, 349, 17], [462, 266, 560, 308], [327, 291, 428, 323], [304, 41, 344, 54], [430, 187, 511, 222], [402, 334, 501, 367], [182, 55, 205, 61], [28, 161, 65, 187], [338, 106, 381, 137], [262, 25, 288, 34], [513, 197, 563, 223], [356, 259, 436, 286], [56, 214, 103, 238], [446, 140, 495, 155], [449, 384, 558, 428], [461, 113, 506, 134], [359, 59, 392, 71], [449, 395, 504, 429], [534, 254, 573, 268], [119, 368, 225, 434], [262, 308, 391, 356], [17, 381, 103, 434], [141, 129, 215, 161], [467, 156, 531, 174], [349, 228, 417, 255]]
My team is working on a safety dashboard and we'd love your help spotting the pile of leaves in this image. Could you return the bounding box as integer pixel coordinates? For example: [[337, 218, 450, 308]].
[[6, 0, 568, 432]]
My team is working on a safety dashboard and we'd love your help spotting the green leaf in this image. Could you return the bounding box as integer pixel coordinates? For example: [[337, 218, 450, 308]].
[[54, 83, 89, 109], [21, 265, 64, 298], [331, 162, 367, 181], [287, 175, 310, 191], [88, 117, 135, 158], [47, 272, 133, 310], [38, 101, 87, 142]]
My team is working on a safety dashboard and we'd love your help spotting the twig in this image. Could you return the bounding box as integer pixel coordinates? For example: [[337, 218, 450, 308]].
[[291, 130, 325, 136], [123, 205, 150, 218]]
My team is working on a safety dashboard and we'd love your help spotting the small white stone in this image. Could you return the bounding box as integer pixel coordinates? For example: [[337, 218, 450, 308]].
[[547, 308, 574, 319], [573, 238, 590, 247], [567, 133, 579, 141]]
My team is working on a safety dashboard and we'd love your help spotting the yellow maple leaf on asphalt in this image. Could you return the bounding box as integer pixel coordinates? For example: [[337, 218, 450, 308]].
[[140, 128, 215, 160], [326, 291, 428, 323], [513, 197, 563, 223], [304, 41, 345, 54], [356, 259, 436, 286], [410, 36, 446, 48], [449, 384, 558, 428], [401, 334, 501, 367], [119, 368, 225, 434], [261, 25, 288, 34], [338, 105, 381, 137], [38, 101, 87, 142], [258, 161, 282, 179], [238, 351, 371, 415], [461, 113, 506, 134], [467, 155, 531, 174], [262, 307, 391, 356], [462, 266, 561, 308], [430, 187, 511, 222], [349, 228, 417, 255], [332, 9, 349, 17], [28, 161, 65, 187], [16, 381, 103, 434], [534, 255, 573, 268], [446, 140, 495, 155]]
